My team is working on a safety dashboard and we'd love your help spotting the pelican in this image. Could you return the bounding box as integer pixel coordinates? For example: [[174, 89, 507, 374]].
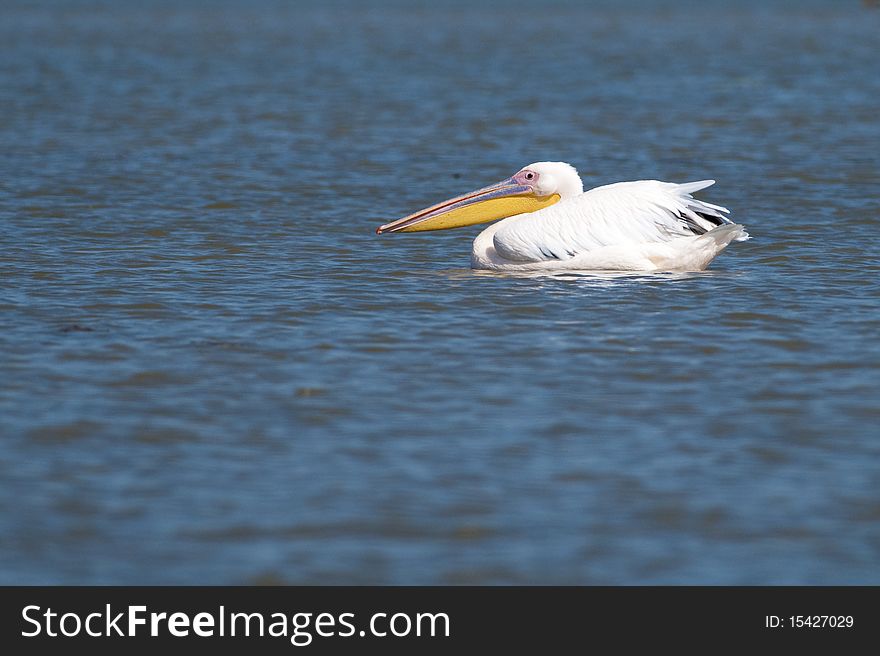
[[376, 162, 748, 271]]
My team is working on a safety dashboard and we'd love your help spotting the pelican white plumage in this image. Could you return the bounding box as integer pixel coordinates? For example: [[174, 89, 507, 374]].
[[376, 162, 748, 272]]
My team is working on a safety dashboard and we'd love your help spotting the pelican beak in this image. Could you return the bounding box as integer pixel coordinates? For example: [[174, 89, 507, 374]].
[[376, 177, 561, 234]]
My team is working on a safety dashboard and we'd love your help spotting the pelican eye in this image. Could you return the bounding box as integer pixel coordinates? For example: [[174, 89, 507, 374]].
[[525, 172, 535, 180]]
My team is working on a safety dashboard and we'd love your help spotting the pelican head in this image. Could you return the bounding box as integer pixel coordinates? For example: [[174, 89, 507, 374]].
[[376, 161, 584, 234]]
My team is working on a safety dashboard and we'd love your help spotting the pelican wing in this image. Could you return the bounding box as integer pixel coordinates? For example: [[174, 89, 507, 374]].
[[491, 180, 738, 263]]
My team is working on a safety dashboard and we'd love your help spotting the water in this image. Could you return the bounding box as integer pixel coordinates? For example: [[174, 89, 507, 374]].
[[1, 0, 879, 584]]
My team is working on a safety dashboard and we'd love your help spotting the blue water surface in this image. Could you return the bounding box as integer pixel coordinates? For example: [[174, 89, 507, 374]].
[[1, 0, 878, 583]]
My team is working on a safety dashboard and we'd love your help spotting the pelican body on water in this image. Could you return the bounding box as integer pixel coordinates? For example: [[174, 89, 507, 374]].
[[376, 162, 748, 271]]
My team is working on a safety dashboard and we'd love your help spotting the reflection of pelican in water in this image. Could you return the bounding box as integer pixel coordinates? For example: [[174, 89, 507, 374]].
[[377, 162, 748, 272]]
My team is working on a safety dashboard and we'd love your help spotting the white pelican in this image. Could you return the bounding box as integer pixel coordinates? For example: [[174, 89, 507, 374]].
[[376, 162, 748, 271]]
